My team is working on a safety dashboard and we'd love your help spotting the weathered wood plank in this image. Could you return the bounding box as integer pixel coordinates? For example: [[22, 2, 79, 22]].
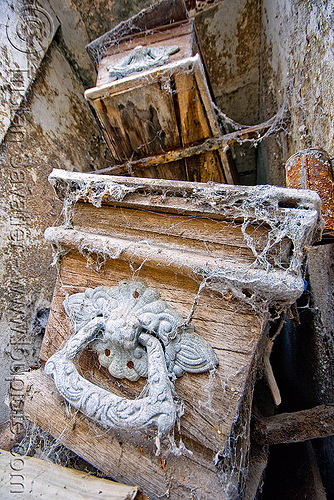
[[192, 63, 238, 184], [44, 226, 302, 309], [86, 55, 236, 183], [91, 115, 282, 178], [40, 250, 263, 454], [173, 71, 224, 183], [252, 405, 334, 445], [93, 97, 132, 162], [91, 81, 186, 180], [50, 168, 321, 222], [17, 369, 227, 500], [72, 202, 291, 267], [0, 449, 142, 499]]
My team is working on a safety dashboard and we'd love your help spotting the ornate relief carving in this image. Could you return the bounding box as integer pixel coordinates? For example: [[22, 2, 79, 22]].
[[108, 45, 180, 79], [45, 281, 218, 437]]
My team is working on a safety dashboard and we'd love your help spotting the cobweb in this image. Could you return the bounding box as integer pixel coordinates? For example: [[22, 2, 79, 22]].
[[9, 42, 322, 500], [39, 157, 321, 500], [12, 423, 105, 476]]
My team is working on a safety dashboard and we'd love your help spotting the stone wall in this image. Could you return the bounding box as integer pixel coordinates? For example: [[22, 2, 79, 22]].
[[259, 0, 334, 494]]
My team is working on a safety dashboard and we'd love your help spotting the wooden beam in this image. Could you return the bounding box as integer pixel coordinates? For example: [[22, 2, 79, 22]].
[[0, 449, 144, 499], [90, 116, 284, 177], [252, 404, 334, 445]]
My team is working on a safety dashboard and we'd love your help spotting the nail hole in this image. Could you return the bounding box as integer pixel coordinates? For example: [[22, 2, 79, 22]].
[[105, 349, 110, 357], [127, 360, 134, 369], [278, 199, 299, 209], [133, 290, 139, 299]]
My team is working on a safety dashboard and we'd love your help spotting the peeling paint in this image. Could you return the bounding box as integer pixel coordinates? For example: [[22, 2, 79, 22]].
[[259, 0, 334, 184], [0, 37, 112, 423], [0, 0, 59, 144]]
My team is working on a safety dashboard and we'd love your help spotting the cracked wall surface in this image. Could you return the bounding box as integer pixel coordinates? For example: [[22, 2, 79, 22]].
[[0, 1, 112, 423], [258, 0, 334, 494], [258, 0, 334, 185]]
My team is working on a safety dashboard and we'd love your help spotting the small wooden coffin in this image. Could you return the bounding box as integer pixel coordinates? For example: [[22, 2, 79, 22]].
[[93, 20, 198, 89], [85, 0, 235, 184], [18, 170, 322, 500]]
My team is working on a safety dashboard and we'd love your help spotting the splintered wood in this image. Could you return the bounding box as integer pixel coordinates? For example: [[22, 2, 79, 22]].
[[0, 449, 143, 499], [85, 56, 229, 183]]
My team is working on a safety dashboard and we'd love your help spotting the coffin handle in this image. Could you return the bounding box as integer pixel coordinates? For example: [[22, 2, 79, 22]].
[[44, 326, 178, 438]]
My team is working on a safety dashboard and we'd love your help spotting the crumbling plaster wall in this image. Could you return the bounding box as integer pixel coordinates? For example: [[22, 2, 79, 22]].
[[258, 0, 334, 185], [195, 0, 260, 125], [259, 0, 334, 494], [47, 0, 158, 87], [195, 0, 261, 185], [70, 0, 156, 41], [0, 1, 113, 423]]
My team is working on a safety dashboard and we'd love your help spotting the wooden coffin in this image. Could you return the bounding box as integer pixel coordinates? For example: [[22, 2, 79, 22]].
[[84, 1, 235, 184], [20, 170, 321, 499], [93, 20, 198, 89]]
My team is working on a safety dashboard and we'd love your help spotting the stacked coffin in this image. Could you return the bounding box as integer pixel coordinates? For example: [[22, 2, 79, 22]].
[[84, 0, 236, 184], [16, 1, 324, 499]]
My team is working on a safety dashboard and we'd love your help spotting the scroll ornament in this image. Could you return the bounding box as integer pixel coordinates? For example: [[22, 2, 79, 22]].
[[108, 45, 180, 79], [45, 281, 218, 441]]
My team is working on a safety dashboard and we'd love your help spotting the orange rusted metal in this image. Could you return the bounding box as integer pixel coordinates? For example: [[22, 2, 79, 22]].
[[285, 149, 334, 238]]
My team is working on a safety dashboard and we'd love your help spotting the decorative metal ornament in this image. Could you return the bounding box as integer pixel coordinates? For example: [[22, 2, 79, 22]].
[[108, 45, 180, 79], [45, 281, 218, 437]]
